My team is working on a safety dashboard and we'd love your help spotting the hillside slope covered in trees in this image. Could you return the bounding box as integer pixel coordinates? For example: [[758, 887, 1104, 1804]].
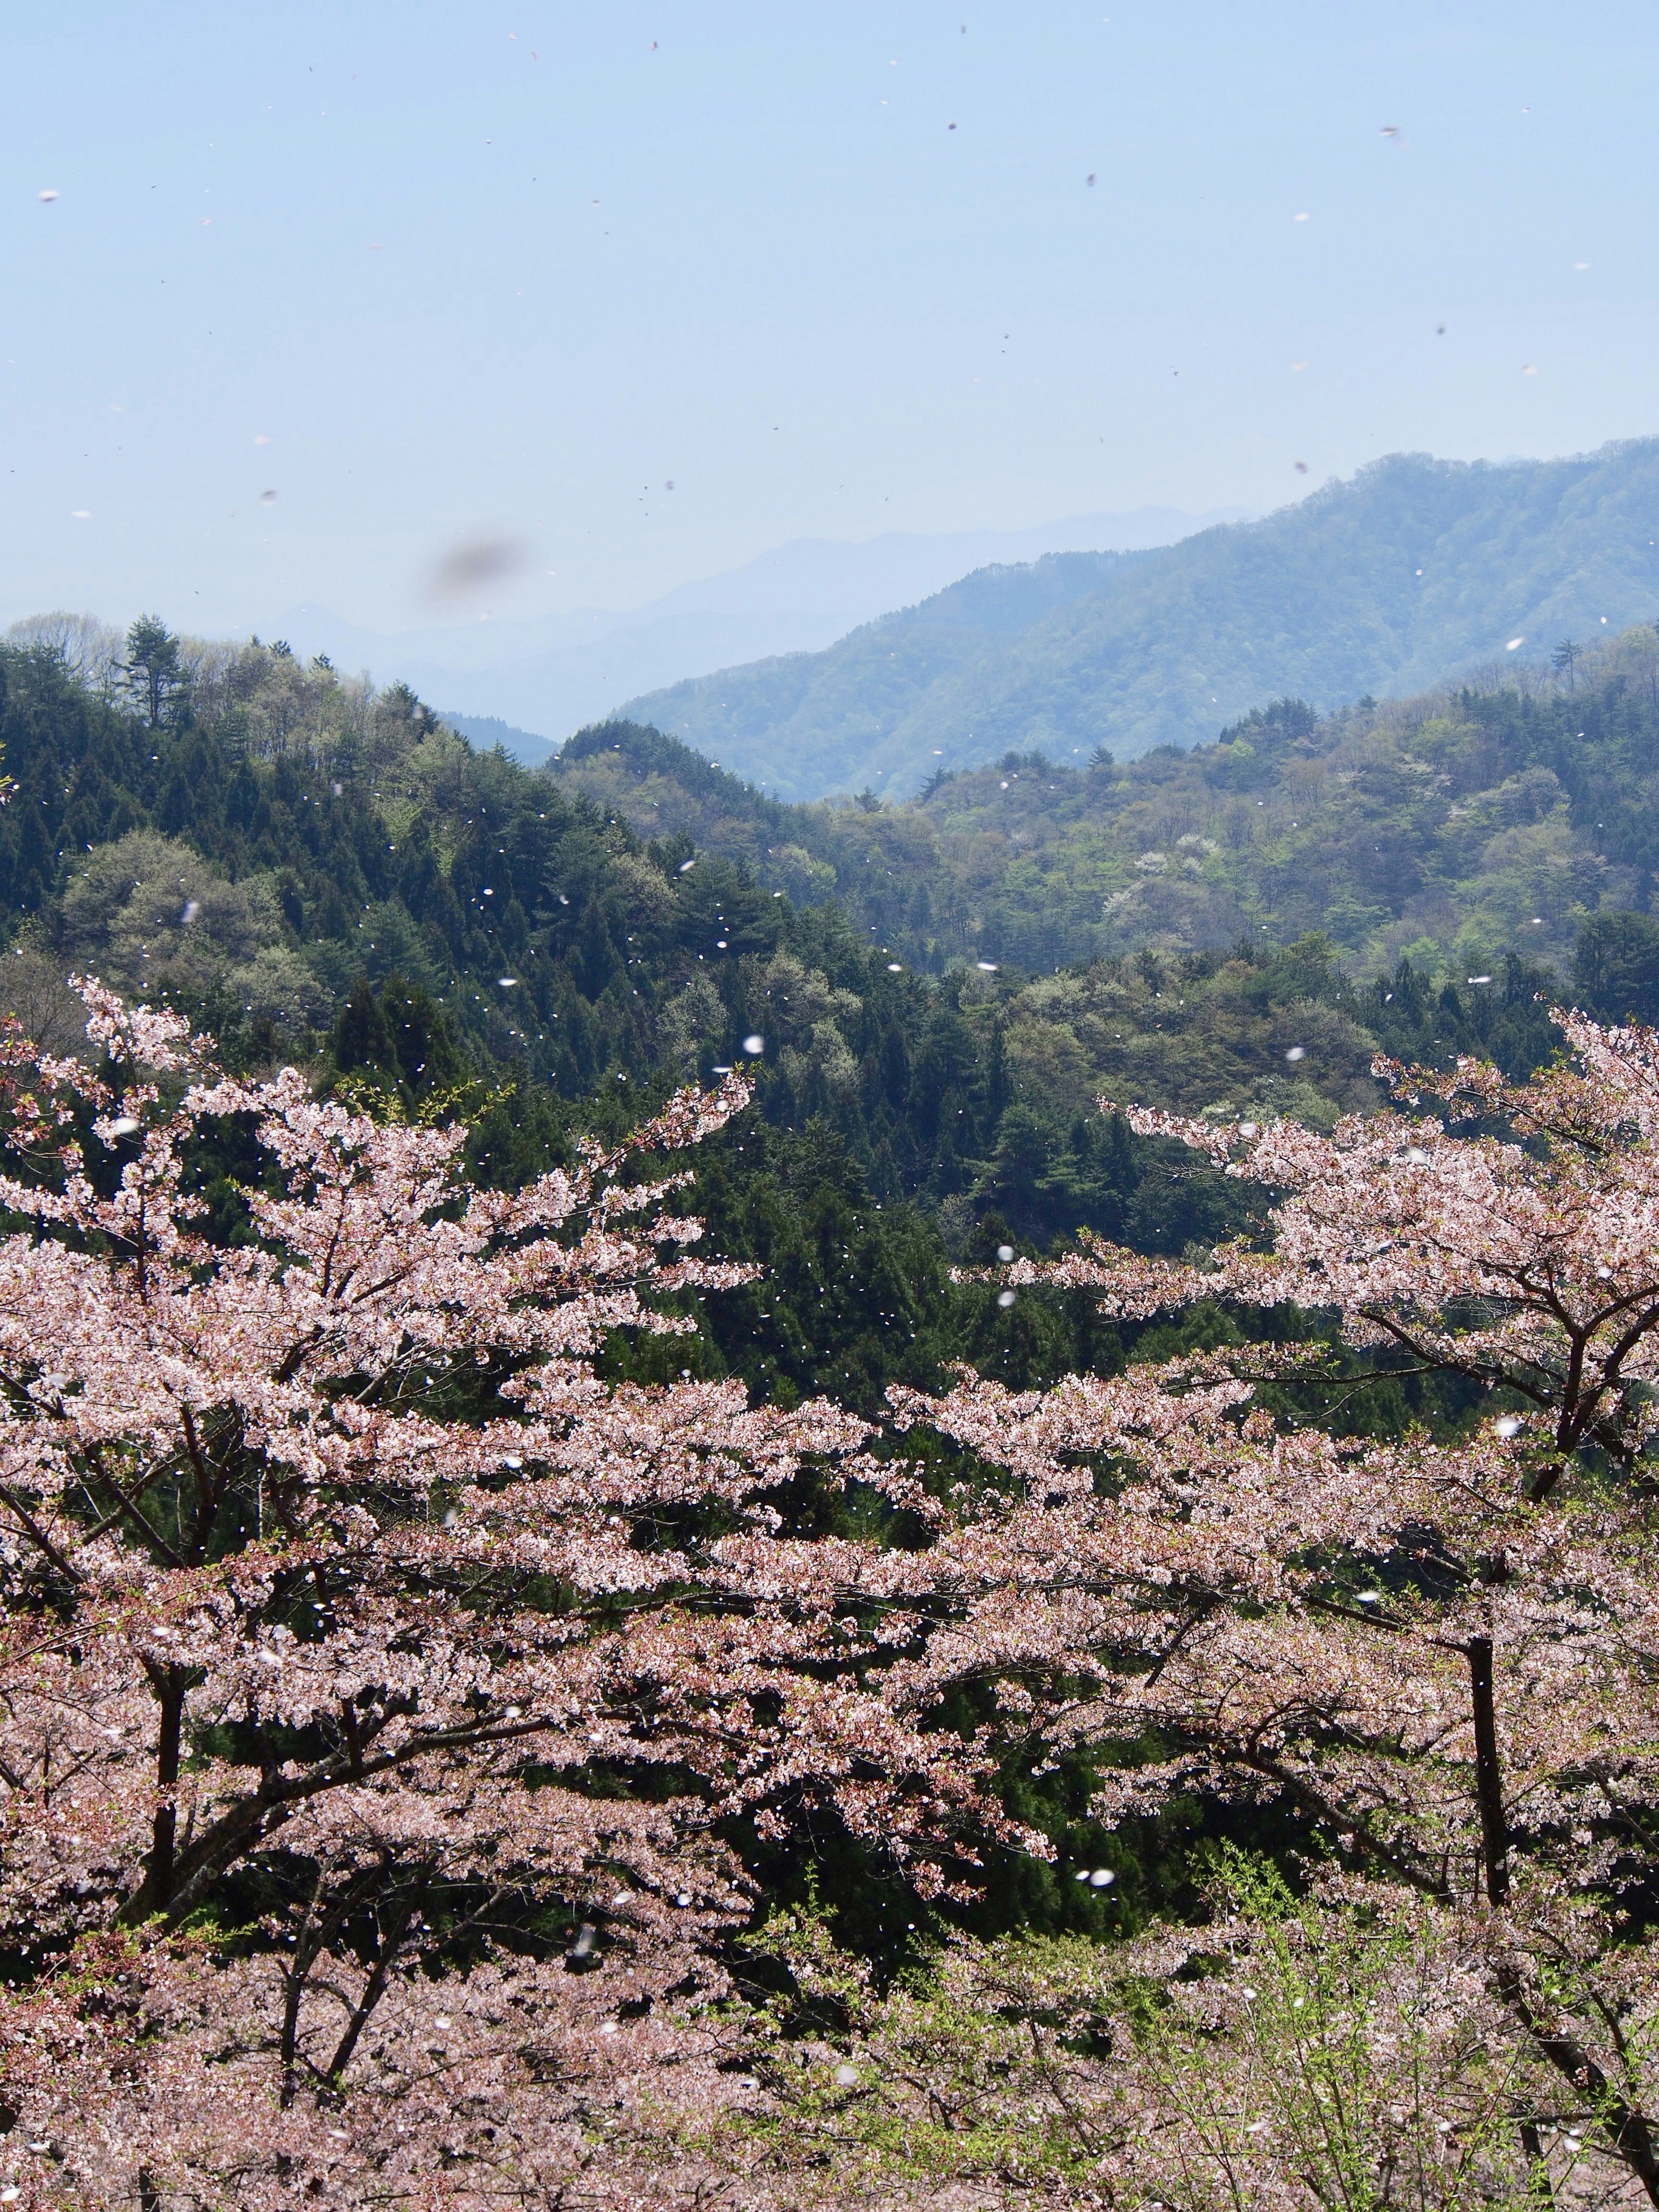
[[11, 617, 1651, 1252], [0, 623, 1348, 1405], [621, 439, 1659, 798], [0, 613, 1593, 1418], [560, 620, 1659, 995]]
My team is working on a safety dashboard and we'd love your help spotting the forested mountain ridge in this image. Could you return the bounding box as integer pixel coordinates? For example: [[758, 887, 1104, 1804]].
[[559, 619, 1659, 992], [621, 438, 1659, 799]]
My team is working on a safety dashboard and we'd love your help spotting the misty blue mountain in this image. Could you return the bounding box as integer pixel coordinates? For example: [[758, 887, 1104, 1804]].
[[620, 441, 1659, 801]]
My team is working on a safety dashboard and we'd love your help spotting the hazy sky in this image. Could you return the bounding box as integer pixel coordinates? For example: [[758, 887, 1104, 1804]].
[[4, 0, 1656, 636]]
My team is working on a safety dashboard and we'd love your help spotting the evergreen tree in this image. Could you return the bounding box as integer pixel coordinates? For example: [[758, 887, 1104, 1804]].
[[122, 615, 191, 729]]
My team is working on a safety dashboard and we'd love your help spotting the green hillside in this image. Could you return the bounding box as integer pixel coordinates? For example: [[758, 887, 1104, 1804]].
[[6, 610, 1649, 1356], [620, 439, 1659, 800], [559, 620, 1659, 991], [0, 620, 1382, 1414]]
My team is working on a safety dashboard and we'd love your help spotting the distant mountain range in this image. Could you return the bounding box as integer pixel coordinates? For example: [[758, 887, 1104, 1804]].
[[275, 505, 1247, 756], [619, 441, 1659, 801]]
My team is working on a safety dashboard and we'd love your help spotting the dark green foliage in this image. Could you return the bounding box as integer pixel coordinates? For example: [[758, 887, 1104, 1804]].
[[334, 978, 394, 1073], [647, 1121, 956, 1414], [123, 615, 192, 730], [1574, 909, 1659, 1023], [10, 613, 1621, 1985]]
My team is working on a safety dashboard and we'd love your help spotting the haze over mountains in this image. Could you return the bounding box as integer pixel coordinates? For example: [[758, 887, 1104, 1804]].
[[622, 440, 1659, 802], [277, 505, 1245, 763]]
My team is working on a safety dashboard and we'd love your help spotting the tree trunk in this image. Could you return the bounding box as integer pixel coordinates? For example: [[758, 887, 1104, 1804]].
[[1468, 1635, 1509, 1905], [118, 1665, 185, 1924]]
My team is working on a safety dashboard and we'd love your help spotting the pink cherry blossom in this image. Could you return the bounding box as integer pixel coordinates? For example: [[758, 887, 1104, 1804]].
[[0, 983, 1016, 2202], [903, 1010, 1659, 2200]]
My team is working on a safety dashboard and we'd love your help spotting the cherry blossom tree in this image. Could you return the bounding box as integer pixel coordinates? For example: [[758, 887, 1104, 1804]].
[[887, 1009, 1659, 2202], [0, 981, 1027, 2206]]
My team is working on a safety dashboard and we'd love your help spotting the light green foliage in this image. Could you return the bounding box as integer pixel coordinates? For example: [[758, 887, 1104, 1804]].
[[655, 969, 728, 1080], [1123, 1858, 1548, 2212], [656, 1866, 1573, 2208], [57, 828, 329, 1032], [998, 953, 1381, 1125]]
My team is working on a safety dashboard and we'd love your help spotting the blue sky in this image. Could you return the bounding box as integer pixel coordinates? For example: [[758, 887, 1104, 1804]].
[[3, 0, 1656, 635]]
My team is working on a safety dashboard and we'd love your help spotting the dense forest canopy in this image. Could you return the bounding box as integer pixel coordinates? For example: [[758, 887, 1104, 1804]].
[[6, 613, 1655, 1280], [561, 622, 1659, 998]]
